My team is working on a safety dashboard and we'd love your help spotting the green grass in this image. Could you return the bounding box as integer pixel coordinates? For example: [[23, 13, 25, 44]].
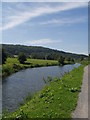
[[2, 58, 58, 78], [2, 65, 85, 119], [80, 60, 90, 66]]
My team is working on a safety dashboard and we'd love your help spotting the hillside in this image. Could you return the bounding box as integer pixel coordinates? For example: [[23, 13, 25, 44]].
[[2, 44, 87, 60]]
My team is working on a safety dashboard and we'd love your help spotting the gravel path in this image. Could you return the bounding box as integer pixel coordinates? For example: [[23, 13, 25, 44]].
[[72, 65, 88, 118]]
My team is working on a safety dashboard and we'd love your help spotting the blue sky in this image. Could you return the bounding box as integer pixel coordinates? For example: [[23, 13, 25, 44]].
[[1, 2, 88, 55]]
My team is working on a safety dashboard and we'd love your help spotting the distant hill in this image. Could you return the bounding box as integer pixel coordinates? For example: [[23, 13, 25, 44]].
[[2, 44, 87, 60]]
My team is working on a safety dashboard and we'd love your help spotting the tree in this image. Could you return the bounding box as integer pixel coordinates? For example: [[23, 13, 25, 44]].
[[88, 54, 90, 61], [2, 49, 7, 64], [58, 56, 65, 65], [80, 57, 84, 61], [18, 53, 27, 64], [65, 57, 70, 62], [71, 58, 75, 63]]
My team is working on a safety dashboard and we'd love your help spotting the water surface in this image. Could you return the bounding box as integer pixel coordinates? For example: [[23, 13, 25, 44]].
[[2, 63, 80, 112]]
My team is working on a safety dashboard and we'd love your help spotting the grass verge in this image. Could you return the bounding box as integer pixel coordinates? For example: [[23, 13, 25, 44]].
[[2, 65, 85, 119]]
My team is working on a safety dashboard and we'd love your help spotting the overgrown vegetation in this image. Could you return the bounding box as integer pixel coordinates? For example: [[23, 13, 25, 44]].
[[2, 65, 84, 119], [77, 56, 90, 66]]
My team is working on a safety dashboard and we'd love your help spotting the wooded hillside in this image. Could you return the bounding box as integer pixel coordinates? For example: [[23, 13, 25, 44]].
[[2, 44, 87, 60]]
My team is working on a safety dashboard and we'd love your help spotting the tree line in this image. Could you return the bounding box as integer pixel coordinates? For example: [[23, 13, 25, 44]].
[[3, 49, 90, 66], [2, 44, 88, 65], [2, 49, 75, 65], [2, 44, 87, 60]]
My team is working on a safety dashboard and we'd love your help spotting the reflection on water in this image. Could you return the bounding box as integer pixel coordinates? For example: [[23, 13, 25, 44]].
[[2, 63, 80, 112]]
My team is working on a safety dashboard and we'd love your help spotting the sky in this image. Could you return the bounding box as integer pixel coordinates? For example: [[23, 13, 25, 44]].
[[1, 0, 89, 2], [1, 2, 88, 55]]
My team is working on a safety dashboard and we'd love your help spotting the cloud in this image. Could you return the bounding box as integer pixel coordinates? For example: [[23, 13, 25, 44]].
[[39, 16, 87, 25], [2, 38, 62, 46], [24, 38, 62, 46], [2, 2, 87, 30], [2, 0, 89, 2]]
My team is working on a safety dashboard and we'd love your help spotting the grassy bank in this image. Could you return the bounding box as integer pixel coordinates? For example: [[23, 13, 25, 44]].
[[2, 65, 85, 119], [80, 60, 90, 66], [2, 58, 58, 78]]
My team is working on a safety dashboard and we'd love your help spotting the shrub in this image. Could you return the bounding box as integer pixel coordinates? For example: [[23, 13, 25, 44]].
[[2, 49, 7, 64], [18, 53, 27, 64], [58, 56, 65, 65], [2, 66, 13, 77]]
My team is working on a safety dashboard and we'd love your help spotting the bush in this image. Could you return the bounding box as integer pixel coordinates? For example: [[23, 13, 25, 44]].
[[2, 49, 7, 64], [58, 56, 65, 65], [13, 64, 22, 72], [18, 53, 27, 64], [2, 66, 13, 77]]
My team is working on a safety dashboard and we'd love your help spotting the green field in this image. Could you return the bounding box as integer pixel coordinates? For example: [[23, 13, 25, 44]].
[[2, 58, 58, 78], [2, 65, 85, 119]]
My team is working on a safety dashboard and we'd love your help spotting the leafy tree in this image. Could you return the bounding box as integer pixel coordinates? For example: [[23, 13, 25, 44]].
[[58, 56, 65, 65], [71, 58, 75, 63], [80, 57, 84, 61], [2, 49, 7, 64], [18, 53, 27, 64], [46, 53, 54, 60], [88, 54, 90, 61], [65, 57, 70, 62]]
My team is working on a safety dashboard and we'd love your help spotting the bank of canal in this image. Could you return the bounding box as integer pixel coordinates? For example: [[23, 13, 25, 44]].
[[3, 63, 80, 112]]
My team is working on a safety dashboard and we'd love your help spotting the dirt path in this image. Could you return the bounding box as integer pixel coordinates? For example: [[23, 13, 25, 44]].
[[72, 65, 88, 118]]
